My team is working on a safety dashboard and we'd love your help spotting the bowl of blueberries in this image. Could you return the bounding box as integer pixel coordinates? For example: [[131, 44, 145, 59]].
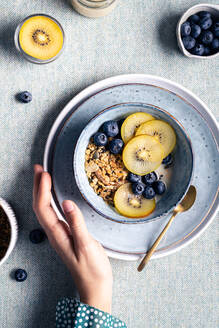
[[177, 3, 219, 58]]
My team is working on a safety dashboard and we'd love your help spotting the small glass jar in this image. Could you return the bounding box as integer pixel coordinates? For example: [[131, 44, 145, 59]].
[[14, 14, 65, 64], [71, 0, 118, 18]]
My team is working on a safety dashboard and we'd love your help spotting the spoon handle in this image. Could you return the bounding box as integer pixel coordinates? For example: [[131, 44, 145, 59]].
[[137, 211, 178, 272]]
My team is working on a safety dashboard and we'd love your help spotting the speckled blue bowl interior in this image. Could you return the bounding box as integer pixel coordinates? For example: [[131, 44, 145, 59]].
[[73, 103, 193, 223]]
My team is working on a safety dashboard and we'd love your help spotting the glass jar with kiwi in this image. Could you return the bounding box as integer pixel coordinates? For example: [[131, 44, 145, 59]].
[[14, 14, 65, 64], [71, 0, 118, 18]]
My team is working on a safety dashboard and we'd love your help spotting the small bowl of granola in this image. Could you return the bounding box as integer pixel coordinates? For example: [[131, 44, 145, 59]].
[[73, 103, 193, 223], [0, 198, 18, 266]]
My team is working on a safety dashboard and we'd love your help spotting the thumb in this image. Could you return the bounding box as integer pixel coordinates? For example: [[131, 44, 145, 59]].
[[62, 200, 91, 248]]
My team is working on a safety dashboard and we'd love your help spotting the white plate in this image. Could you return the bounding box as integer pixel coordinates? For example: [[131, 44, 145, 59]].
[[44, 74, 219, 261]]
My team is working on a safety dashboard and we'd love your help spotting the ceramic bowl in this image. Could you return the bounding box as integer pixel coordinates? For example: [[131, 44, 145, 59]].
[[73, 103, 193, 224], [0, 198, 18, 266], [177, 3, 219, 59]]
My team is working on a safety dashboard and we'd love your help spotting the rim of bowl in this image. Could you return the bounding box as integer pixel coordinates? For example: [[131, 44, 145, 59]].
[[14, 13, 65, 65], [0, 198, 18, 266], [176, 3, 219, 59], [73, 102, 194, 224]]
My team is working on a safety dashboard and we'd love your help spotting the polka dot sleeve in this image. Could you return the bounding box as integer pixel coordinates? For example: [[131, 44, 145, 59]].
[[56, 298, 127, 328]]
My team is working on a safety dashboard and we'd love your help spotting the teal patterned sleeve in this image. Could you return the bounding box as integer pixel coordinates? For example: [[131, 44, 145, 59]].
[[56, 298, 127, 328]]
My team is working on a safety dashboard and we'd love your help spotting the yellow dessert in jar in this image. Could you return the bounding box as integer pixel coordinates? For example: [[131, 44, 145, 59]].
[[19, 15, 64, 61]]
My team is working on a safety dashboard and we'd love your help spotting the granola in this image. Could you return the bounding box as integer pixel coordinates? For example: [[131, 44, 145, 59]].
[[85, 142, 128, 206]]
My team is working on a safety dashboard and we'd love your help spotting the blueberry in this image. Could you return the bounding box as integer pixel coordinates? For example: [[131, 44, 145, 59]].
[[15, 269, 27, 282], [102, 120, 119, 137], [199, 17, 212, 30], [17, 91, 32, 103], [93, 132, 108, 147], [200, 31, 214, 45], [162, 153, 172, 165], [143, 172, 158, 185], [127, 172, 141, 183], [132, 182, 145, 195], [142, 186, 155, 199], [198, 11, 211, 19], [188, 14, 200, 24], [108, 139, 123, 154], [211, 38, 219, 51], [190, 24, 201, 38], [203, 47, 211, 56], [182, 36, 196, 50], [212, 22, 219, 38], [29, 229, 46, 244], [191, 43, 205, 56], [181, 22, 191, 37], [153, 181, 166, 195]]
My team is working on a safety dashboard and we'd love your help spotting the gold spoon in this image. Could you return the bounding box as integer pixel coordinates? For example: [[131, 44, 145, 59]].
[[138, 185, 197, 272]]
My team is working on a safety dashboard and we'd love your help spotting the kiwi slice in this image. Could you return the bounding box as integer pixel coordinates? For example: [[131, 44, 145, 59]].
[[121, 112, 155, 144], [122, 135, 164, 175], [114, 183, 155, 218], [135, 120, 176, 158], [19, 16, 64, 60]]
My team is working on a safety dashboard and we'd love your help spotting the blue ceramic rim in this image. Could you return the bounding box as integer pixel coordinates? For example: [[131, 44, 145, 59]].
[[73, 102, 194, 224]]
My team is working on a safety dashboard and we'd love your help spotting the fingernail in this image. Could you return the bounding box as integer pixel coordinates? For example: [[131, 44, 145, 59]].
[[63, 200, 74, 213]]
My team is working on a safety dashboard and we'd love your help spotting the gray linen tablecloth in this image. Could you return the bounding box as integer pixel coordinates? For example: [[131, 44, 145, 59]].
[[0, 1, 218, 327]]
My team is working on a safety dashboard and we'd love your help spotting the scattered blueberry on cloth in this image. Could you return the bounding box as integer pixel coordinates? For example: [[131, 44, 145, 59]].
[[14, 269, 27, 282], [17, 91, 32, 103], [29, 229, 46, 244]]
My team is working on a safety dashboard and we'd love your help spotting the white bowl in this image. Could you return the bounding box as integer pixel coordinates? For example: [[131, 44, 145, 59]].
[[0, 198, 18, 266], [176, 3, 219, 59]]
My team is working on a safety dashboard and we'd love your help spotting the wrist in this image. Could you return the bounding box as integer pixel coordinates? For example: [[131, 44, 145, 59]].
[[80, 292, 112, 314], [81, 299, 112, 314]]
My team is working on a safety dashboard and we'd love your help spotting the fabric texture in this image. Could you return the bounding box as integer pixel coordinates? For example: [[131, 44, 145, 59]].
[[56, 298, 126, 328], [0, 0, 218, 328]]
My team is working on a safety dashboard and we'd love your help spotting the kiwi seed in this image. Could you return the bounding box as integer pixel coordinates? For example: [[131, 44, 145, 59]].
[[32, 29, 51, 46], [128, 196, 142, 208]]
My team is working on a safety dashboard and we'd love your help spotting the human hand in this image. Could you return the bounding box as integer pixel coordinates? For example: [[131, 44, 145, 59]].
[[33, 164, 112, 313]]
